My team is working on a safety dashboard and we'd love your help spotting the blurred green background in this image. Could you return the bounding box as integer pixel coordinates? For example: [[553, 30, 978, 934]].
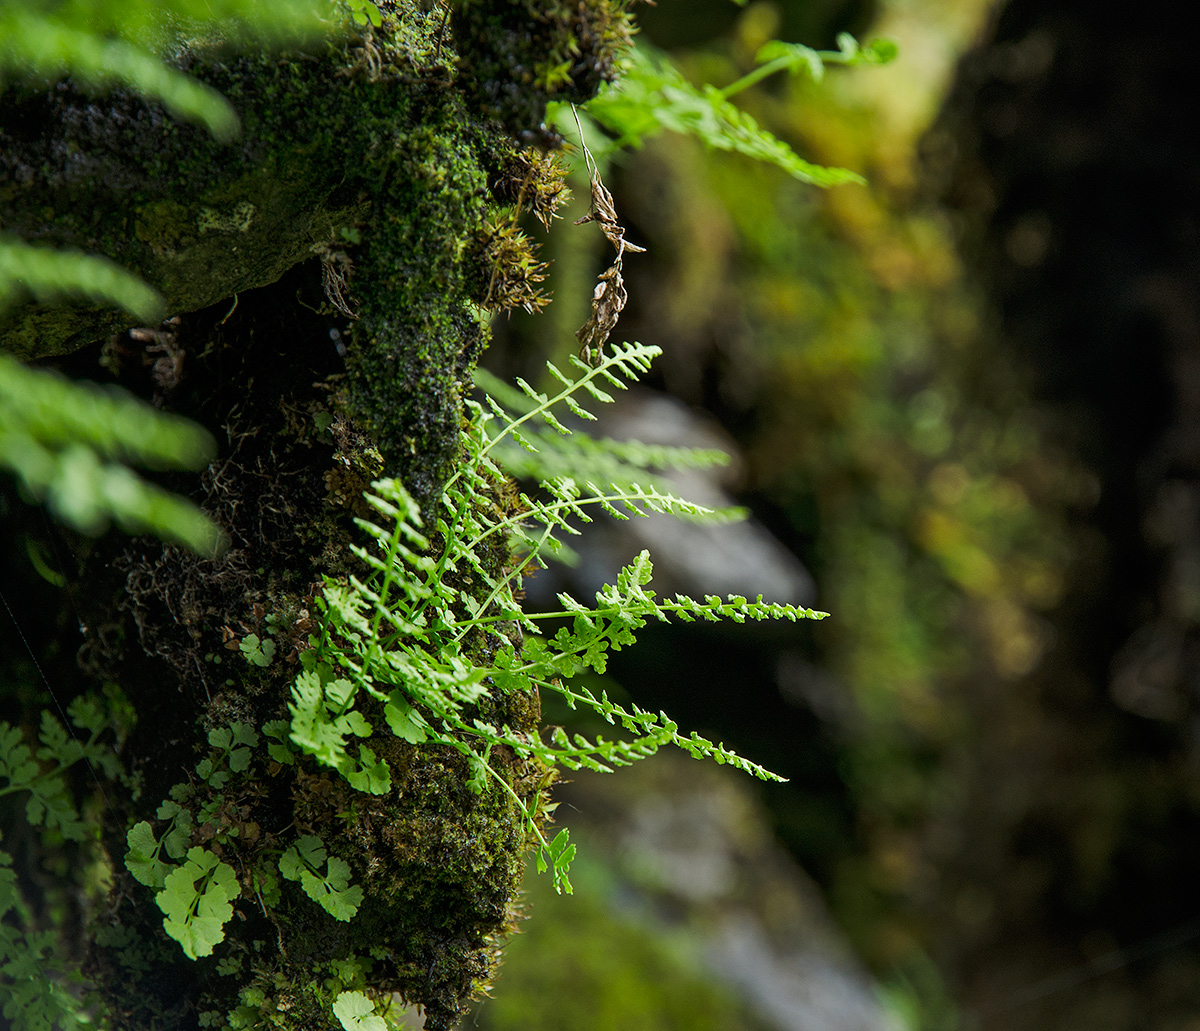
[[474, 0, 1200, 1029]]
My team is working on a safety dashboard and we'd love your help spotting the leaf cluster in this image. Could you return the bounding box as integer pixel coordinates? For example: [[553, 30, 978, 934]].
[[122, 721, 365, 960], [0, 697, 119, 842], [279, 835, 364, 922], [155, 847, 240, 960], [1, 852, 90, 1031], [286, 342, 826, 893], [0, 697, 125, 1030], [583, 45, 864, 187]]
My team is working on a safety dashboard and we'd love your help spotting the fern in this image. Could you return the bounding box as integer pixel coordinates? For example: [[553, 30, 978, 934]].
[[278, 835, 364, 923], [722, 33, 900, 99], [473, 364, 740, 520], [0, 236, 163, 323], [0, 0, 326, 140], [0, 353, 224, 554], [584, 46, 863, 187], [287, 343, 827, 893], [0, 852, 89, 1031], [0, 698, 120, 843], [155, 847, 241, 960], [0, 697, 126, 1030]]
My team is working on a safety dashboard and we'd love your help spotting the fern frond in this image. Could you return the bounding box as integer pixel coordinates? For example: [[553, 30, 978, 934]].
[[288, 347, 826, 896], [475, 364, 740, 523], [460, 341, 662, 479], [0, 236, 163, 321], [584, 47, 862, 187], [0, 10, 239, 139]]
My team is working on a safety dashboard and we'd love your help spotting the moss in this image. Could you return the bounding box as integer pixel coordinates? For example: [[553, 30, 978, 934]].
[[452, 0, 636, 133], [8, 2, 630, 1029]]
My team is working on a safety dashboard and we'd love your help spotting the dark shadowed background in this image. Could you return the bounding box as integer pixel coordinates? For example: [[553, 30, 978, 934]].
[[474, 0, 1200, 1028]]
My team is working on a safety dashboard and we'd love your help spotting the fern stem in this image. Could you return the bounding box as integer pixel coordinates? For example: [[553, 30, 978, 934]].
[[718, 55, 796, 99], [449, 519, 557, 645]]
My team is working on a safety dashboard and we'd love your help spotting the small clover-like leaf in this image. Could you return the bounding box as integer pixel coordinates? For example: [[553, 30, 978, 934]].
[[383, 693, 427, 744], [344, 746, 391, 795], [300, 865, 363, 921], [278, 835, 362, 922], [279, 836, 322, 881], [230, 723, 259, 748], [252, 864, 281, 909], [262, 720, 296, 765], [339, 711, 372, 739], [125, 821, 169, 888], [332, 990, 386, 1031], [156, 847, 239, 959]]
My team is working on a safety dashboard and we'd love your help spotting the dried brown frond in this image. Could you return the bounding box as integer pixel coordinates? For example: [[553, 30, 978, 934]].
[[312, 244, 359, 320], [571, 111, 645, 367]]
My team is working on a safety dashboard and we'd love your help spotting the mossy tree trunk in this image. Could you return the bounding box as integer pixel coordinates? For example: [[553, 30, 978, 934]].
[[0, 3, 631, 1028]]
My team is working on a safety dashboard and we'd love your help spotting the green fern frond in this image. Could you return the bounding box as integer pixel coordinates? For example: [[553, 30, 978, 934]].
[[0, 10, 237, 139], [584, 46, 863, 187], [284, 348, 827, 894], [474, 364, 739, 520], [0, 354, 225, 553], [0, 236, 163, 321], [0, 0, 328, 140], [461, 341, 662, 478]]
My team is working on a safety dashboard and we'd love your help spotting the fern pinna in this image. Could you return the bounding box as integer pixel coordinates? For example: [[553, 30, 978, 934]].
[[284, 341, 828, 894]]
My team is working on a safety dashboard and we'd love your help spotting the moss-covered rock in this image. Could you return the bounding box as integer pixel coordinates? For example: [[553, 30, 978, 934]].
[[1, 2, 630, 1029], [452, 0, 635, 134]]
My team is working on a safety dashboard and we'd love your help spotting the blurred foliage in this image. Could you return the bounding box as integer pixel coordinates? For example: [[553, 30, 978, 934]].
[[475, 853, 763, 1031], [0, 354, 224, 554], [583, 44, 868, 187], [608, 0, 1084, 977], [1, 0, 327, 553], [0, 0, 325, 140], [0, 237, 164, 326]]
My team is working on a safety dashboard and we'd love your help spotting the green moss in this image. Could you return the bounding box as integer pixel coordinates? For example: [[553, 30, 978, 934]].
[[9, 2, 636, 1029], [453, 0, 636, 133]]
